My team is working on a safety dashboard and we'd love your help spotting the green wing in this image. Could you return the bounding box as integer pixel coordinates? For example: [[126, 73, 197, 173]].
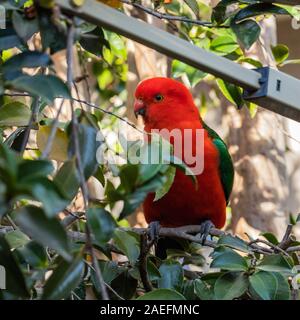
[[202, 121, 234, 204]]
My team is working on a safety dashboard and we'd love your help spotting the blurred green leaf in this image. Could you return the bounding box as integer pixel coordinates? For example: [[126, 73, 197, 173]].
[[260, 232, 279, 245], [4, 229, 30, 249], [54, 159, 81, 200], [210, 36, 239, 55], [79, 26, 109, 57], [0, 236, 29, 297], [231, 20, 260, 49], [3, 51, 52, 73], [0, 101, 31, 127], [42, 255, 84, 300], [8, 75, 71, 104], [271, 44, 289, 64], [15, 206, 71, 261], [216, 78, 245, 109], [113, 230, 140, 265], [154, 165, 176, 201], [16, 241, 48, 269], [87, 207, 116, 247]]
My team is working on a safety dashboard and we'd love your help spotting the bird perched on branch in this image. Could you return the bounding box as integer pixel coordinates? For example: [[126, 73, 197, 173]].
[[134, 77, 234, 245]]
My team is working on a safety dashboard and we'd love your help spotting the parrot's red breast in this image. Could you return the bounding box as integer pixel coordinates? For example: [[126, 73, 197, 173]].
[[134, 77, 231, 229]]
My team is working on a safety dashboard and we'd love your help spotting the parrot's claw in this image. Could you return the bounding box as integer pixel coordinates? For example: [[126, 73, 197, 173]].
[[199, 220, 214, 245], [148, 221, 161, 245]]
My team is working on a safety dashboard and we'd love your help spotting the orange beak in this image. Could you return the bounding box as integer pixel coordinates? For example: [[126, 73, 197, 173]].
[[134, 99, 146, 118]]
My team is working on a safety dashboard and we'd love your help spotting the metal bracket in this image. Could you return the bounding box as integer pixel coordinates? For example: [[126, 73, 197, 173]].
[[243, 67, 300, 122]]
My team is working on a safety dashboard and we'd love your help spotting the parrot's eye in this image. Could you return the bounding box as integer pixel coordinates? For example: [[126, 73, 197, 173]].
[[154, 94, 164, 102]]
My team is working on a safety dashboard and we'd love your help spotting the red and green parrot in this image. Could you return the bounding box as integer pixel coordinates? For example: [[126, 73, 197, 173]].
[[134, 77, 234, 242]]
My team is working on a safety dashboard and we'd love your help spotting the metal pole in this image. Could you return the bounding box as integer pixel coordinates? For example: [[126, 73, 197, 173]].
[[56, 0, 261, 91]]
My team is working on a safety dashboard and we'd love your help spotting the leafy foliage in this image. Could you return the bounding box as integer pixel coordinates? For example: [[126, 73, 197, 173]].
[[0, 0, 299, 301]]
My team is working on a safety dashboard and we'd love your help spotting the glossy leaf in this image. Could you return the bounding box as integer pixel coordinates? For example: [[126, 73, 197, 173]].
[[214, 272, 248, 300], [211, 250, 248, 271], [0, 101, 31, 127], [87, 207, 116, 247], [231, 20, 260, 50], [8, 75, 71, 104], [42, 256, 84, 300], [3, 51, 52, 73], [113, 230, 140, 265], [15, 206, 71, 261], [158, 260, 184, 291], [249, 271, 290, 300]]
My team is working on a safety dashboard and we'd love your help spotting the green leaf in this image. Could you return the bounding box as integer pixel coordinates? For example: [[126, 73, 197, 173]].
[[214, 272, 248, 300], [0, 26, 22, 50], [218, 234, 250, 253], [119, 164, 139, 193], [110, 269, 137, 299], [3, 51, 52, 73], [16, 241, 48, 269], [79, 26, 109, 57], [39, 9, 66, 54], [54, 159, 81, 200], [210, 36, 239, 55], [194, 279, 215, 300], [42, 256, 84, 300], [216, 78, 245, 109], [154, 165, 176, 201], [0, 236, 30, 297], [137, 289, 186, 300], [249, 271, 290, 300], [68, 123, 100, 179], [0, 101, 31, 127], [271, 44, 289, 64], [4, 229, 30, 249], [15, 206, 71, 261], [113, 229, 140, 265], [172, 60, 206, 87], [87, 207, 116, 247], [257, 254, 293, 274], [12, 11, 39, 43], [97, 260, 122, 285], [18, 159, 54, 182], [231, 19, 260, 49], [237, 57, 263, 68], [8, 75, 71, 104], [23, 177, 69, 217], [158, 260, 184, 291], [211, 250, 248, 271], [260, 232, 279, 245], [234, 3, 290, 22], [183, 0, 199, 17]]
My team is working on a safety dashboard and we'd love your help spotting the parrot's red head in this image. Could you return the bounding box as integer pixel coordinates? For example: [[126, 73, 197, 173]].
[[134, 77, 200, 130]]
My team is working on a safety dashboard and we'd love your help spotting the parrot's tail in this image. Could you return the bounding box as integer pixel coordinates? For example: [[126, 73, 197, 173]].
[[155, 237, 185, 259]]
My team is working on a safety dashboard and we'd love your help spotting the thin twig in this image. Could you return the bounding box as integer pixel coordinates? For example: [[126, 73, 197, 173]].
[[121, 0, 220, 28], [138, 231, 153, 292], [66, 20, 109, 301], [20, 97, 40, 154]]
